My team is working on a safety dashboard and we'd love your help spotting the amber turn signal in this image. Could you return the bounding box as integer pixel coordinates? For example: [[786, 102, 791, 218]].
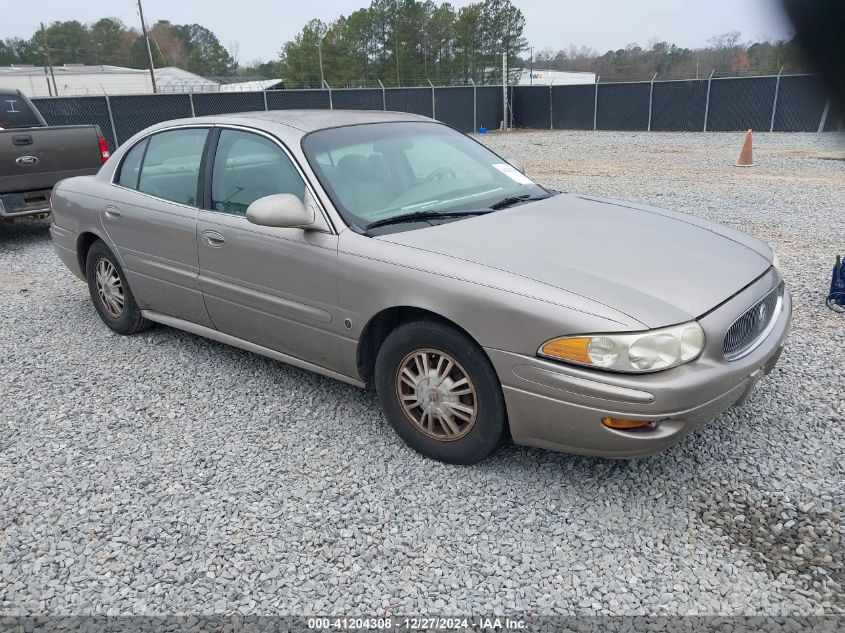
[[602, 417, 653, 430], [540, 337, 592, 364]]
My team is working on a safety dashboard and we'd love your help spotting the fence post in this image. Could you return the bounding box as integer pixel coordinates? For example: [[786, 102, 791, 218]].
[[647, 73, 657, 131], [549, 77, 554, 130], [378, 79, 386, 110], [469, 78, 476, 132], [104, 94, 119, 147], [703, 70, 714, 132], [593, 75, 600, 131], [769, 66, 783, 132], [263, 89, 268, 111], [428, 79, 435, 119], [189, 92, 196, 117], [817, 98, 831, 133], [323, 80, 333, 109]]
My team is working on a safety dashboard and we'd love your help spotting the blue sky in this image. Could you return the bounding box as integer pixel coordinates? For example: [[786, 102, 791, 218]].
[[2, 0, 793, 65]]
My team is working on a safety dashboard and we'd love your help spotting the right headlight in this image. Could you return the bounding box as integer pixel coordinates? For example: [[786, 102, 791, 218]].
[[539, 321, 705, 373]]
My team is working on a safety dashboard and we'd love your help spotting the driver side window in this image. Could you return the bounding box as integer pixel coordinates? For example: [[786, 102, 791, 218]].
[[211, 129, 305, 216]]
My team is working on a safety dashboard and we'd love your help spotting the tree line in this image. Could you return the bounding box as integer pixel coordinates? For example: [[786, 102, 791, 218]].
[[1, 9, 809, 88], [0, 18, 236, 77], [532, 32, 808, 82]]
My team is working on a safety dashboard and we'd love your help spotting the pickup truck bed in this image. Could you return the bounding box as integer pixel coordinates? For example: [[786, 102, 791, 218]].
[[0, 88, 106, 222]]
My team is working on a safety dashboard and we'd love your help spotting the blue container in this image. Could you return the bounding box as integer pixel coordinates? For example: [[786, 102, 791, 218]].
[[478, 127, 487, 134], [827, 254, 845, 311]]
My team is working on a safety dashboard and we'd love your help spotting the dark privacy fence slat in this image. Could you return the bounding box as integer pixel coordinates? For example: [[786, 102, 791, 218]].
[[267, 89, 330, 110], [108, 94, 192, 145], [192, 91, 264, 116], [475, 86, 503, 131], [31, 95, 116, 150], [385, 87, 433, 118], [434, 87, 474, 132], [774, 75, 833, 132], [650, 80, 708, 131], [550, 84, 595, 129], [597, 82, 650, 130], [512, 86, 551, 129], [332, 88, 383, 110], [28, 75, 835, 153], [706, 76, 777, 132]]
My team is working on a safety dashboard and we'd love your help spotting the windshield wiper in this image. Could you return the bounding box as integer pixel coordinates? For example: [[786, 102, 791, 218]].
[[488, 193, 551, 210], [365, 209, 493, 231]]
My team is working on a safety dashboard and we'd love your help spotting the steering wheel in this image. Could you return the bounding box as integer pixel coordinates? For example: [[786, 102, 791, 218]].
[[422, 167, 457, 183]]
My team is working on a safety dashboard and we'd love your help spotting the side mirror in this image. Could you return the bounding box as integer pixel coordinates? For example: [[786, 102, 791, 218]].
[[246, 193, 316, 229]]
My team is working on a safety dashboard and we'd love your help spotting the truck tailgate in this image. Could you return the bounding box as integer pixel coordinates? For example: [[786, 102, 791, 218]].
[[0, 125, 103, 194]]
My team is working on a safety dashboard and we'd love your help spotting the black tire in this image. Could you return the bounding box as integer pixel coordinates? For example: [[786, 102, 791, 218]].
[[85, 240, 151, 335], [374, 320, 507, 464]]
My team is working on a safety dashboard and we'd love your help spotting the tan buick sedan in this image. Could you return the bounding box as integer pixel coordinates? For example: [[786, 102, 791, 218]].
[[50, 110, 791, 464]]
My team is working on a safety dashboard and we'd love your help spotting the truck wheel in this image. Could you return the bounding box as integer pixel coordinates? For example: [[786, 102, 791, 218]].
[[85, 240, 151, 335], [374, 320, 507, 464]]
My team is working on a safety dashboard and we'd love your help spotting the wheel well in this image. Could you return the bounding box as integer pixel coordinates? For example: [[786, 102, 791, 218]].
[[356, 306, 476, 387], [76, 232, 101, 278]]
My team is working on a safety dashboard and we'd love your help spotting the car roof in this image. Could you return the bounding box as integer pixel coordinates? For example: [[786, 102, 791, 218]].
[[152, 109, 436, 135]]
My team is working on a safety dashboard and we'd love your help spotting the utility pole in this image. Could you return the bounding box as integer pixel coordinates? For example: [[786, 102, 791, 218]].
[[501, 51, 507, 130], [137, 0, 157, 93], [529, 46, 533, 86], [40, 23, 58, 96], [316, 42, 325, 89]]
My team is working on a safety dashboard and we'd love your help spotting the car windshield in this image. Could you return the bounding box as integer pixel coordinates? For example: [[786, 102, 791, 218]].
[[302, 121, 549, 232]]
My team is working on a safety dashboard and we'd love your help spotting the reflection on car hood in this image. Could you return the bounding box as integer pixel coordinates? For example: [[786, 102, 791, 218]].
[[378, 193, 773, 328]]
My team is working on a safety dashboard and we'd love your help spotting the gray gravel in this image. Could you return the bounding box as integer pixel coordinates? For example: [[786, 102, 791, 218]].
[[1, 131, 843, 617]]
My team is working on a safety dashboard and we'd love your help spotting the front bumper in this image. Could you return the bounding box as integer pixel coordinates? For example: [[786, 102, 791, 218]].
[[486, 270, 792, 458]]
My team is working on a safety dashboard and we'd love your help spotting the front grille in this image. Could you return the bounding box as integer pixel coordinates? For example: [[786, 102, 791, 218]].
[[723, 282, 784, 360]]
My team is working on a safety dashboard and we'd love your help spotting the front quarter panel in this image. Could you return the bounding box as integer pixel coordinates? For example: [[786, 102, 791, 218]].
[[337, 231, 644, 379]]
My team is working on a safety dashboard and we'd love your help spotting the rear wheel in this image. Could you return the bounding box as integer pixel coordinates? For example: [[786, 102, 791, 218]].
[[85, 240, 151, 335], [375, 320, 506, 464]]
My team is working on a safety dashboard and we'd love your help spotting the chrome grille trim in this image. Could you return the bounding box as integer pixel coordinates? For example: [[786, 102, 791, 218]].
[[723, 282, 784, 361]]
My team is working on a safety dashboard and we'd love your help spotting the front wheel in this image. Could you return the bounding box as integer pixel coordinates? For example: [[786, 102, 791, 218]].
[[374, 320, 507, 464]]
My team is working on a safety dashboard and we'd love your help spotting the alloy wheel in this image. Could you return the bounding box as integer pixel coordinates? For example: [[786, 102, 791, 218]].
[[94, 258, 125, 318], [395, 348, 478, 441]]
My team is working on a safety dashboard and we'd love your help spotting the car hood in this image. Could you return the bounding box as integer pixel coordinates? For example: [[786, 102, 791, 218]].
[[378, 193, 773, 328]]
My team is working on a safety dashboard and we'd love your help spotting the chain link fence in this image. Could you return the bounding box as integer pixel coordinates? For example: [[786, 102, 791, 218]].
[[30, 74, 837, 152]]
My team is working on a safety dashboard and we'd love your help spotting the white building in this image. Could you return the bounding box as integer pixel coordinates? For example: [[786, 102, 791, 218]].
[[0, 64, 282, 97], [517, 69, 596, 86]]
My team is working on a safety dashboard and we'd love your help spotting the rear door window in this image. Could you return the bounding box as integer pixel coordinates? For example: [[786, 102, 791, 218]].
[[137, 128, 208, 207], [116, 138, 148, 189]]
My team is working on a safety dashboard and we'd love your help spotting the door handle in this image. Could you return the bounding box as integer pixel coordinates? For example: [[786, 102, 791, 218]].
[[202, 230, 225, 247], [104, 207, 121, 220], [12, 135, 33, 146]]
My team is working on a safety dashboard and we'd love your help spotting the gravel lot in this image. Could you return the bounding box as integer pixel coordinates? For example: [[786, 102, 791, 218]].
[[1, 130, 843, 617]]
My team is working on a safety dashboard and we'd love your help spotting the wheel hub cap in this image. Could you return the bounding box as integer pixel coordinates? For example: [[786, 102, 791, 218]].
[[94, 258, 125, 319], [396, 349, 478, 441]]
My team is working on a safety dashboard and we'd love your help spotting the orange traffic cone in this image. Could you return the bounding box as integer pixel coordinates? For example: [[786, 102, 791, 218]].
[[735, 129, 755, 167]]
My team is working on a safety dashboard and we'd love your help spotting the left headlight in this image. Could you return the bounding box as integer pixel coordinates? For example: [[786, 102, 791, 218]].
[[539, 321, 705, 373]]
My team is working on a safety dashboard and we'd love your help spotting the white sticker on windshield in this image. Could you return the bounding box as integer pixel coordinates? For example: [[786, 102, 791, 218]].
[[493, 163, 534, 185]]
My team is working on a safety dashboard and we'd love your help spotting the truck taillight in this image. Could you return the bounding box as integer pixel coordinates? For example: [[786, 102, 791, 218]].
[[98, 136, 110, 164]]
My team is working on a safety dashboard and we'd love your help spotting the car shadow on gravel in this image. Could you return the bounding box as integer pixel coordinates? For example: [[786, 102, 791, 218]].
[[0, 219, 51, 247]]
